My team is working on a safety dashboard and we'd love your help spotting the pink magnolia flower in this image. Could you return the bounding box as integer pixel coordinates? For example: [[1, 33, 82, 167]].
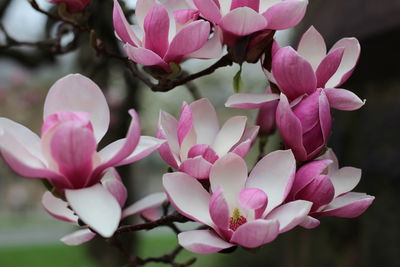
[[271, 26, 364, 110], [288, 149, 374, 229], [113, 0, 222, 72], [0, 74, 164, 237], [48, 0, 91, 12], [42, 168, 167, 243], [192, 0, 308, 46], [163, 151, 312, 254], [276, 90, 332, 162], [157, 98, 259, 179]]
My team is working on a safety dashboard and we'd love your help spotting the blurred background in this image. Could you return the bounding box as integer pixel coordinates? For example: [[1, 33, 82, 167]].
[[0, 0, 399, 266]]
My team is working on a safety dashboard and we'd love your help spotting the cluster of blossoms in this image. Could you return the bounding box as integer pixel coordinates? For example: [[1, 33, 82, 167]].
[[0, 0, 374, 258]]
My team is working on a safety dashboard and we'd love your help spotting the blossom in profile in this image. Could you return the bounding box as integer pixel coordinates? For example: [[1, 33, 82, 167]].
[[48, 0, 91, 12], [0, 74, 164, 237], [157, 98, 259, 179], [163, 151, 312, 254]]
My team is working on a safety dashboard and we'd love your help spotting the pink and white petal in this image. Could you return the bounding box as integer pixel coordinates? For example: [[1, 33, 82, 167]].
[[316, 48, 344, 88], [180, 156, 213, 179], [209, 153, 248, 206], [158, 111, 180, 157], [187, 144, 219, 164], [275, 94, 307, 161], [239, 188, 268, 211], [178, 230, 233, 254], [122, 192, 166, 218], [164, 21, 210, 63], [143, 4, 169, 57], [117, 136, 165, 166], [300, 216, 320, 229], [318, 90, 332, 146], [265, 200, 312, 233], [157, 136, 179, 169], [330, 166, 362, 198], [225, 93, 279, 109], [124, 45, 169, 71], [43, 74, 110, 143], [135, 0, 157, 29], [212, 116, 247, 157], [163, 172, 213, 226], [61, 229, 96, 246], [101, 168, 127, 208], [65, 184, 121, 238], [210, 186, 230, 230], [193, 0, 222, 24], [177, 102, 193, 145], [42, 191, 78, 223], [247, 149, 296, 215], [272, 47, 317, 101], [220, 7, 267, 36], [113, 0, 140, 46], [179, 127, 197, 161], [230, 0, 260, 11], [231, 139, 252, 158], [185, 26, 223, 59], [190, 98, 219, 145], [230, 125, 259, 157], [297, 26, 326, 70], [262, 0, 308, 30], [315, 192, 374, 218], [324, 88, 365, 111], [230, 219, 280, 248], [296, 175, 335, 210], [325, 37, 361, 88]]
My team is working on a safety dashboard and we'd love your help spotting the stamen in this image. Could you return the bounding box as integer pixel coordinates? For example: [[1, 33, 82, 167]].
[[229, 208, 247, 231]]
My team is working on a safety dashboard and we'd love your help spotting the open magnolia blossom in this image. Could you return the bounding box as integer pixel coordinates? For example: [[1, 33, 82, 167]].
[[113, 0, 222, 72], [42, 168, 167, 242], [157, 98, 259, 179], [0, 74, 164, 236], [163, 151, 313, 254], [289, 149, 375, 228], [48, 0, 91, 12]]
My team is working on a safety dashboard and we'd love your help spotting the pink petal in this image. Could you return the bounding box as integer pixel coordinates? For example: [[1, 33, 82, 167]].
[[124, 45, 169, 71], [190, 98, 219, 145], [101, 168, 127, 208], [317, 147, 339, 172], [231, 0, 260, 11], [297, 26, 326, 70], [265, 200, 312, 233], [157, 131, 179, 169], [61, 229, 96, 246], [262, 0, 308, 30], [210, 186, 230, 230], [187, 144, 219, 164], [330, 166, 362, 198], [247, 149, 296, 215], [65, 184, 121, 238], [318, 90, 332, 150], [209, 153, 247, 207], [324, 88, 365, 111], [41, 191, 78, 223], [212, 116, 247, 157], [113, 0, 140, 46], [225, 93, 280, 109], [300, 215, 320, 229], [43, 74, 110, 143], [163, 172, 213, 226], [230, 219, 280, 248], [325, 38, 360, 88], [256, 98, 279, 134], [316, 48, 345, 88], [230, 125, 259, 157], [272, 47, 317, 101], [239, 188, 268, 211], [315, 192, 374, 218], [117, 136, 165, 166], [158, 111, 180, 160], [179, 156, 213, 179], [173, 9, 199, 26], [185, 26, 223, 59], [164, 20, 211, 63], [177, 102, 193, 145], [135, 0, 157, 29], [144, 4, 169, 57], [122, 192, 166, 218], [296, 174, 335, 210], [220, 7, 267, 36], [178, 230, 233, 254], [193, 0, 222, 24]]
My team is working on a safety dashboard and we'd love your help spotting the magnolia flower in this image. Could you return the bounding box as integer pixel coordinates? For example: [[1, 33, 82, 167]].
[[42, 168, 167, 244], [157, 98, 259, 179], [0, 74, 164, 237], [192, 0, 308, 46], [48, 0, 91, 12], [163, 151, 313, 254], [113, 0, 222, 72], [288, 149, 374, 229], [271, 26, 364, 110]]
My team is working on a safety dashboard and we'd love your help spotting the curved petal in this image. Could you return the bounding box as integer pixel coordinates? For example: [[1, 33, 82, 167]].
[[117, 136, 165, 166], [177, 102, 193, 145], [178, 230, 233, 254], [231, 125, 259, 157], [187, 144, 218, 164], [230, 219, 280, 248], [158, 110, 180, 159], [185, 26, 223, 59], [316, 48, 344, 88], [297, 26, 326, 70], [296, 175, 335, 210], [231, 0, 260, 11], [124, 45, 169, 71], [318, 90, 331, 153], [212, 116, 247, 157], [43, 74, 110, 143], [247, 149, 296, 215], [265, 200, 312, 233], [262, 0, 308, 30], [272, 47, 317, 101], [190, 99, 220, 145], [220, 7, 267, 36], [179, 156, 213, 179], [239, 188, 268, 211], [210, 186, 230, 230], [163, 172, 213, 226], [61, 229, 96, 246], [225, 93, 280, 109], [65, 184, 121, 238], [330, 166, 362, 198], [300, 215, 320, 229], [144, 4, 169, 57], [113, 0, 141, 46], [324, 88, 365, 111], [193, 0, 222, 23], [42, 191, 78, 223], [101, 168, 127, 208], [122, 192, 166, 218], [135, 0, 157, 29]]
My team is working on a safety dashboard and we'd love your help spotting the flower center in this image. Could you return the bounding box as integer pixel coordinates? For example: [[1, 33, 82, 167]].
[[229, 208, 247, 231]]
